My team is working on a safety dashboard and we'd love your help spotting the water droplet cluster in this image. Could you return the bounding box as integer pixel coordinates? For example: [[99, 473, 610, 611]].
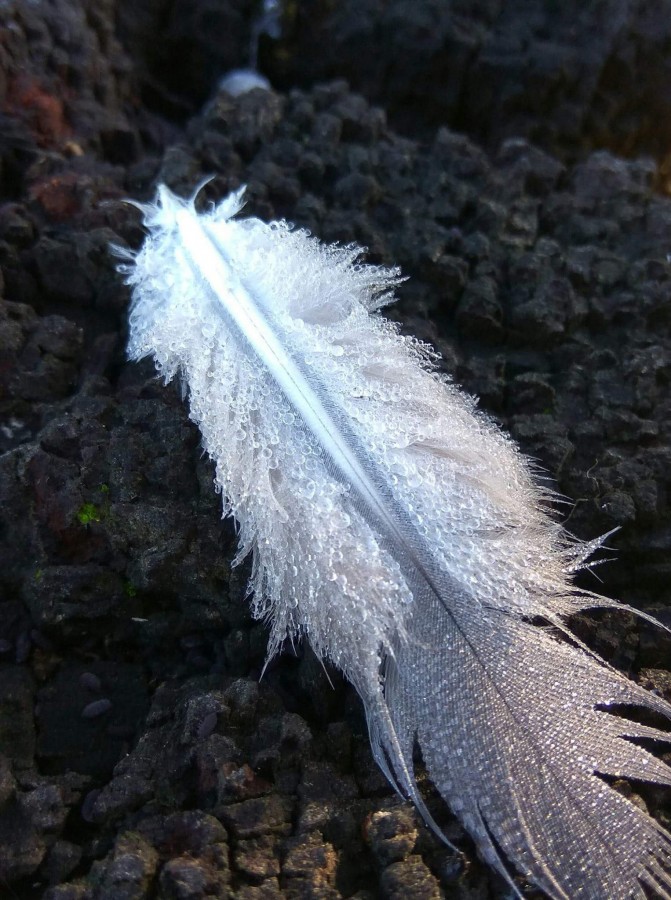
[[125, 186, 592, 672]]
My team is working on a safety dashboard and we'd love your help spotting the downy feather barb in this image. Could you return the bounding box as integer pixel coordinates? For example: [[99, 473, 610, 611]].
[[122, 185, 671, 899]]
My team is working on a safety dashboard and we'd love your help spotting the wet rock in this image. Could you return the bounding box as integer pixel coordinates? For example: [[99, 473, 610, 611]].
[[509, 276, 584, 344], [32, 229, 117, 309], [1, 6, 671, 898], [261, 0, 671, 167], [0, 754, 16, 808], [282, 831, 338, 897], [235, 880, 283, 899], [234, 833, 281, 880], [0, 665, 36, 768], [222, 679, 260, 728], [96, 832, 158, 900], [379, 854, 441, 899], [158, 851, 230, 900], [42, 839, 83, 885], [21, 781, 68, 835], [43, 885, 93, 900], [137, 810, 227, 856], [0, 796, 46, 882], [219, 795, 294, 839], [36, 663, 148, 780], [365, 807, 419, 867], [456, 276, 503, 342], [0, 302, 83, 412], [26, 564, 125, 628], [496, 138, 566, 197], [179, 690, 229, 745], [0, 775, 74, 884], [87, 774, 153, 825], [0, 0, 138, 172]]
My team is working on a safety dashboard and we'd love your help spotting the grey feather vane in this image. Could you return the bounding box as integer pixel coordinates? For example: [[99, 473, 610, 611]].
[[121, 185, 671, 899]]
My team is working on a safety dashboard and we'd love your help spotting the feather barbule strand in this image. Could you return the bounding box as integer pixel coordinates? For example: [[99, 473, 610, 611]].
[[122, 184, 671, 899]]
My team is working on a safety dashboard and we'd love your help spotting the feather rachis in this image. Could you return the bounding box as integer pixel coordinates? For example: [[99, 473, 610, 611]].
[[124, 186, 671, 899]]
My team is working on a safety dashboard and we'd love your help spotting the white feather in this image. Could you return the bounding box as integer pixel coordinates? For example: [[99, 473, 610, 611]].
[[121, 185, 671, 899]]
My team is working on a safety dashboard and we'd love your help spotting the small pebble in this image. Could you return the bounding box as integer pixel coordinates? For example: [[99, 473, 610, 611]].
[[81, 698, 112, 719], [81, 789, 101, 823], [197, 711, 218, 739], [79, 672, 102, 692]]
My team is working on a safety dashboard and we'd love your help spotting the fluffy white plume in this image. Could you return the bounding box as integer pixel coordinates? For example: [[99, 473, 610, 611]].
[[121, 185, 671, 899]]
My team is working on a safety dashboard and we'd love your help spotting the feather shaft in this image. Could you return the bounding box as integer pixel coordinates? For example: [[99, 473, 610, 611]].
[[177, 203, 400, 540], [174, 195, 451, 616]]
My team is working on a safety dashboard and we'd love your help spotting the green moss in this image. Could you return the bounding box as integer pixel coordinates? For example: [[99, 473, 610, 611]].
[[77, 502, 101, 526], [124, 581, 137, 599]]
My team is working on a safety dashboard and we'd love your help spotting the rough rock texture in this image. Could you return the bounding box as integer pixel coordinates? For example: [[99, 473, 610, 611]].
[[268, 0, 671, 173], [0, 0, 138, 170], [0, 1, 670, 898], [113, 0, 671, 175]]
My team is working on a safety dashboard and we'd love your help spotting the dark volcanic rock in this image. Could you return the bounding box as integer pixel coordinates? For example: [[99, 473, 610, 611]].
[[0, 2, 670, 898], [113, 0, 671, 173], [263, 0, 671, 170], [0, 0, 138, 174]]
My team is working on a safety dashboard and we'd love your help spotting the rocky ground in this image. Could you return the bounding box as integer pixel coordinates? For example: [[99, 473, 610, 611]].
[[0, 1, 670, 898]]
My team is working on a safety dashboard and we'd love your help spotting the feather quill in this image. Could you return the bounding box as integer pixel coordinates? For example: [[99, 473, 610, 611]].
[[121, 185, 671, 899]]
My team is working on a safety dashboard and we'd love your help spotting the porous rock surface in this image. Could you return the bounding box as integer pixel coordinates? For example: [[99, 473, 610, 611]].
[[116, 0, 671, 171], [0, 1, 670, 898]]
